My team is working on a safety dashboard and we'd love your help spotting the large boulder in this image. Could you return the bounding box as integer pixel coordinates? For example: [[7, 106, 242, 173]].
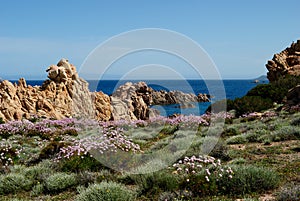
[[110, 82, 152, 120], [0, 59, 111, 122], [266, 40, 300, 82]]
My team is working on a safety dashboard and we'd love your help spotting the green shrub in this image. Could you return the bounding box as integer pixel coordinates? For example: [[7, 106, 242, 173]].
[[24, 161, 55, 182], [244, 132, 261, 143], [217, 165, 280, 195], [0, 173, 33, 194], [291, 117, 300, 126], [179, 171, 218, 197], [59, 155, 104, 172], [31, 183, 44, 196], [276, 183, 300, 201], [247, 75, 300, 103], [271, 126, 300, 141], [221, 127, 240, 137], [226, 135, 248, 144], [202, 137, 230, 161], [75, 181, 135, 201], [232, 96, 273, 117], [39, 141, 65, 160], [44, 172, 77, 193], [132, 171, 179, 196], [229, 157, 247, 164]]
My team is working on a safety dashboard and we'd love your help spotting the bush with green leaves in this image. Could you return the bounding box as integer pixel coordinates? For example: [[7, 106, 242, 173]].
[[232, 96, 274, 117], [75, 181, 135, 201], [276, 183, 300, 201], [291, 117, 300, 126], [0, 173, 33, 195], [44, 172, 77, 193], [226, 135, 248, 144], [271, 126, 300, 141], [132, 170, 179, 196], [247, 75, 300, 103], [217, 165, 280, 195]]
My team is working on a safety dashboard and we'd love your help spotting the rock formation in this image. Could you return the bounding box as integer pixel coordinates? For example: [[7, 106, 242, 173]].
[[266, 40, 300, 82], [110, 82, 152, 120], [152, 90, 209, 105], [0, 59, 210, 122], [110, 82, 210, 120], [0, 59, 111, 122]]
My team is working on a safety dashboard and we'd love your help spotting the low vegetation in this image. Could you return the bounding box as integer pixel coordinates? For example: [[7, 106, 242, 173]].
[[0, 109, 298, 200]]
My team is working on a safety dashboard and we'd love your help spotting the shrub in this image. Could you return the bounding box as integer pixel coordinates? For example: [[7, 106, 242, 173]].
[[291, 117, 300, 126], [221, 127, 240, 137], [171, 155, 233, 197], [232, 96, 273, 117], [276, 183, 300, 201], [75, 181, 135, 201], [44, 172, 77, 193], [59, 155, 104, 172], [202, 137, 230, 161], [226, 135, 248, 144], [132, 171, 179, 196], [247, 75, 300, 103], [31, 183, 44, 196], [271, 126, 300, 141], [0, 173, 33, 194], [39, 141, 65, 160], [205, 99, 235, 113], [217, 165, 280, 195], [244, 132, 261, 143], [24, 160, 56, 182]]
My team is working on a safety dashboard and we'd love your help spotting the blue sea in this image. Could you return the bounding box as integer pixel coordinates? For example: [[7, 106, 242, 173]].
[[15, 79, 266, 116]]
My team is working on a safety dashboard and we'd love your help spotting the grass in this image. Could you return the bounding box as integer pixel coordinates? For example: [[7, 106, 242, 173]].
[[0, 111, 299, 200]]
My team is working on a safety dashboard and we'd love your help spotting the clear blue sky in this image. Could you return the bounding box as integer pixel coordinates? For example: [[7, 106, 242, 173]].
[[1, 0, 300, 80]]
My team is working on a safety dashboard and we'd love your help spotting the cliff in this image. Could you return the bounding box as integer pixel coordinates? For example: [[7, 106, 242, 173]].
[[266, 40, 300, 82]]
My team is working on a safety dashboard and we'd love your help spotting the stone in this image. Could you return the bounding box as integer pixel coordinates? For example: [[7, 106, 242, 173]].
[[0, 59, 112, 122], [266, 40, 300, 82]]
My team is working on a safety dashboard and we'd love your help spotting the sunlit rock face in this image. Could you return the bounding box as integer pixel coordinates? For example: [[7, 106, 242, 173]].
[[266, 40, 300, 82], [0, 59, 111, 122]]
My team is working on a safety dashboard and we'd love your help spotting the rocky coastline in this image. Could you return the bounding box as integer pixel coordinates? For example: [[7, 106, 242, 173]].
[[0, 59, 210, 122]]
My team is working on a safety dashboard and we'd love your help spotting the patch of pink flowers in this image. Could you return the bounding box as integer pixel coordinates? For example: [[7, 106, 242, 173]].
[[56, 126, 141, 161]]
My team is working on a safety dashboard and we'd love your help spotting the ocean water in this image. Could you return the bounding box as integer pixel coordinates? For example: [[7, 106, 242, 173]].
[[16, 79, 265, 116]]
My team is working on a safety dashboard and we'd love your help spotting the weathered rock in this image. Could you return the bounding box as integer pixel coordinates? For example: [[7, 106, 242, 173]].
[[152, 90, 210, 105], [93, 91, 112, 121], [0, 59, 111, 122], [286, 85, 300, 104], [266, 40, 300, 82], [110, 81, 210, 120], [111, 82, 152, 120]]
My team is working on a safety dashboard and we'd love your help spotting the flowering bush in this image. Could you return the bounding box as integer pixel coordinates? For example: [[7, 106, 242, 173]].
[[170, 155, 233, 196], [0, 139, 22, 169], [56, 127, 141, 161]]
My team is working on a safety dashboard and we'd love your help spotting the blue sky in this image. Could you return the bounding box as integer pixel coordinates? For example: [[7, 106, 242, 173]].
[[0, 0, 300, 80]]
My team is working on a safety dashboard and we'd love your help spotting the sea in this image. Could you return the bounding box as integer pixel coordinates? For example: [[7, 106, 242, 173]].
[[13, 79, 266, 116]]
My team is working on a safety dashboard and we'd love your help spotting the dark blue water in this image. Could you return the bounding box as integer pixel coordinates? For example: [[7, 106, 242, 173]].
[[14, 79, 265, 116]]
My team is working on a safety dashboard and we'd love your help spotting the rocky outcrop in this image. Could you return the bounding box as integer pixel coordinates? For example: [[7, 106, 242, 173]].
[[152, 90, 210, 105], [266, 40, 300, 82], [110, 82, 152, 120], [0, 59, 111, 122], [0, 59, 210, 122], [110, 81, 210, 120]]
